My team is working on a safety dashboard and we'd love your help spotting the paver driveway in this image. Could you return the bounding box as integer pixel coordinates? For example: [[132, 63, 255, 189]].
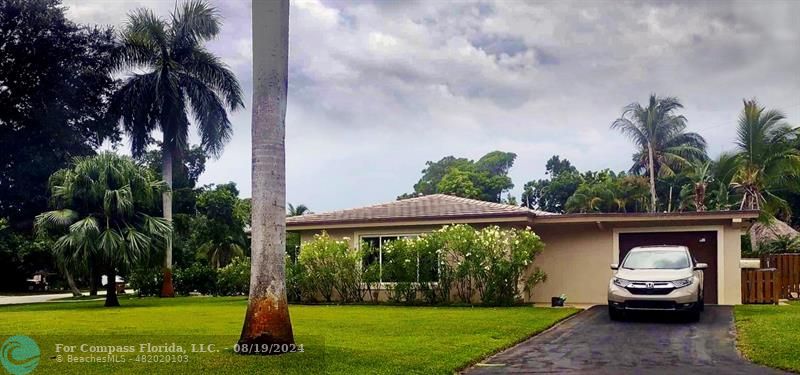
[[465, 305, 785, 374]]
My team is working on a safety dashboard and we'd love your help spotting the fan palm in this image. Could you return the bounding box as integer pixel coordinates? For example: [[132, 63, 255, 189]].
[[730, 100, 800, 217], [110, 0, 243, 296], [35, 153, 171, 307], [611, 94, 707, 212]]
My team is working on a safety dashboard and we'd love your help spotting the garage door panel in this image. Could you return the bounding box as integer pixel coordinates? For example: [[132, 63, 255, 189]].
[[619, 231, 717, 304]]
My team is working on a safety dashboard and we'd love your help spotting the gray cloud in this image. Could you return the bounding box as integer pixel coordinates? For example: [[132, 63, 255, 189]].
[[64, 0, 800, 212]]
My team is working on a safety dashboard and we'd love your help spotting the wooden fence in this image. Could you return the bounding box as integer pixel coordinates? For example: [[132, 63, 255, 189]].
[[761, 253, 800, 299], [741, 268, 780, 304]]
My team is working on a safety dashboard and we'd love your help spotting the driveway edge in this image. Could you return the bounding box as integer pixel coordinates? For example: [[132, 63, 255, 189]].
[[456, 307, 588, 374]]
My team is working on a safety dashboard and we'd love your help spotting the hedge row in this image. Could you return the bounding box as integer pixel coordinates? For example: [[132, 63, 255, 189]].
[[129, 257, 250, 296], [287, 224, 547, 306]]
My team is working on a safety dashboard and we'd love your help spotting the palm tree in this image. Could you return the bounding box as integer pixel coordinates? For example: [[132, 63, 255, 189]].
[[35, 153, 171, 307], [565, 183, 612, 213], [239, 0, 294, 349], [682, 160, 712, 211], [198, 241, 244, 269], [730, 99, 800, 216], [110, 0, 244, 297], [287, 203, 311, 217], [703, 152, 739, 211], [611, 94, 707, 212]]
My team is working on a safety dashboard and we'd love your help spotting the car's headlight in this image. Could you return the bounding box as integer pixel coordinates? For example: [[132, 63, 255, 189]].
[[612, 277, 631, 288], [671, 277, 694, 288]]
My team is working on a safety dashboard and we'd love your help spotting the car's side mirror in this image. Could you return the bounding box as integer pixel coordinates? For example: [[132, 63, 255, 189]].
[[610, 263, 619, 270], [695, 263, 708, 270]]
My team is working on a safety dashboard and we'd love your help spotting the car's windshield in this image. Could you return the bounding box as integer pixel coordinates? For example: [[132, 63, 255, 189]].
[[622, 250, 690, 269]]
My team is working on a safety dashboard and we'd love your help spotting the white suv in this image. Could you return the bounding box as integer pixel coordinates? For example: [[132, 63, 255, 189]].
[[608, 245, 707, 321]]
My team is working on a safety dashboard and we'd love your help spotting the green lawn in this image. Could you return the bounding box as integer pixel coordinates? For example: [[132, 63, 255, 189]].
[[735, 301, 800, 372], [0, 297, 578, 374]]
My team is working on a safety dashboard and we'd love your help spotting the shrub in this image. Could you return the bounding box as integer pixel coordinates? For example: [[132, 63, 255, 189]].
[[475, 226, 546, 305], [298, 232, 358, 302], [175, 263, 217, 295], [334, 246, 364, 303], [285, 256, 303, 303], [421, 224, 547, 306], [761, 234, 800, 255], [128, 267, 163, 297], [362, 260, 381, 303], [382, 238, 420, 304], [216, 257, 250, 296]]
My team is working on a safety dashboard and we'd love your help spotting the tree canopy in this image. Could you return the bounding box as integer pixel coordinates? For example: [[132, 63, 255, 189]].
[[402, 151, 517, 203], [191, 183, 248, 269], [110, 0, 244, 159], [0, 0, 119, 227], [521, 156, 580, 213]]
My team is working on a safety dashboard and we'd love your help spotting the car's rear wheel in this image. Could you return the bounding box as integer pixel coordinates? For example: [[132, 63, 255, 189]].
[[608, 305, 624, 321]]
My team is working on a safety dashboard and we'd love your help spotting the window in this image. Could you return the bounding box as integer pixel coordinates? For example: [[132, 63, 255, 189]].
[[360, 234, 437, 283]]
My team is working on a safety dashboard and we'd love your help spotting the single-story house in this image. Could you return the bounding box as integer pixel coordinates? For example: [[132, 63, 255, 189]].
[[286, 194, 759, 305]]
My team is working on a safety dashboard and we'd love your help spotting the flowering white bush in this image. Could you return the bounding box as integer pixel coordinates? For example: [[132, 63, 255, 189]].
[[298, 232, 363, 302], [293, 226, 546, 306], [419, 224, 547, 305], [381, 238, 421, 303]]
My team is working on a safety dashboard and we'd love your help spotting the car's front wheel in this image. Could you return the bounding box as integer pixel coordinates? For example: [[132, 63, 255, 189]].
[[608, 305, 624, 321], [687, 300, 702, 322]]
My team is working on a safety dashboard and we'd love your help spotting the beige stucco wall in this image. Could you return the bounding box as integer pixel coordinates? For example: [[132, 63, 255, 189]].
[[527, 223, 614, 305], [722, 224, 743, 304], [293, 218, 747, 305]]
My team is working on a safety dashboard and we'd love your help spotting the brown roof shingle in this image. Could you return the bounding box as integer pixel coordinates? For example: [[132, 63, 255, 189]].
[[286, 194, 550, 227]]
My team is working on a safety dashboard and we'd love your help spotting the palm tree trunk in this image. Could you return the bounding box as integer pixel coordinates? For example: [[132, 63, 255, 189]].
[[667, 185, 673, 212], [89, 261, 100, 296], [64, 268, 82, 297], [160, 143, 175, 297], [239, 0, 294, 351], [104, 267, 120, 307], [695, 183, 706, 212], [648, 141, 657, 212]]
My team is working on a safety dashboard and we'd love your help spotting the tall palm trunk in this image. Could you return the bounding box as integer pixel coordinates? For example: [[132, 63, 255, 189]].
[[89, 265, 98, 296], [64, 268, 82, 297], [160, 143, 175, 297], [239, 0, 294, 350], [694, 183, 707, 212], [647, 141, 657, 212], [667, 185, 673, 212], [105, 267, 120, 307]]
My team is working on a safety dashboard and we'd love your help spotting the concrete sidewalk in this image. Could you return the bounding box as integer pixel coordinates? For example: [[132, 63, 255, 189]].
[[0, 293, 75, 305], [0, 290, 132, 306]]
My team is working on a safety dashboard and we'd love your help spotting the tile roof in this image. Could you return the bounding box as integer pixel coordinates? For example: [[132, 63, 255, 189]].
[[286, 194, 553, 227]]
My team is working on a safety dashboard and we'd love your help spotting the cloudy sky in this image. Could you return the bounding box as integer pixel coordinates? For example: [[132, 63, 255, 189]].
[[64, 0, 800, 213]]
